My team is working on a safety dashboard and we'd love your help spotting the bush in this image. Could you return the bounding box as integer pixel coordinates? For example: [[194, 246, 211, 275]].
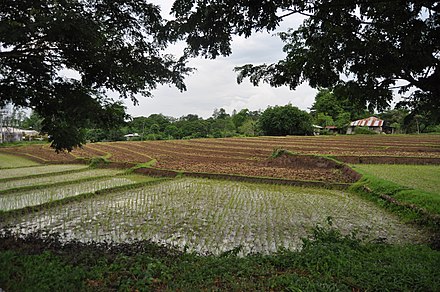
[[354, 127, 378, 135], [270, 148, 296, 158], [145, 133, 164, 140], [319, 129, 333, 135], [424, 124, 440, 133], [89, 157, 109, 168], [259, 104, 313, 136]]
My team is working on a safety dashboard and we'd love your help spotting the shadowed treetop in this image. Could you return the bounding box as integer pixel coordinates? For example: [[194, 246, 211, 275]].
[[0, 0, 192, 151], [171, 0, 439, 119]]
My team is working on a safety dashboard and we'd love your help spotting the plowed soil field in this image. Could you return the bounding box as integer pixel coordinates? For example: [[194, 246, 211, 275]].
[[2, 135, 439, 183]]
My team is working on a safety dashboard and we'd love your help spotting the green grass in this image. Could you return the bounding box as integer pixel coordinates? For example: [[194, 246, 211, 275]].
[[1, 224, 439, 291], [0, 153, 40, 168], [354, 164, 440, 194], [352, 165, 440, 218]]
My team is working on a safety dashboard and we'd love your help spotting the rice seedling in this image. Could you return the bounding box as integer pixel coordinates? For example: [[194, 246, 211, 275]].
[[0, 153, 40, 168], [0, 168, 124, 192], [0, 164, 88, 180], [0, 177, 136, 211]]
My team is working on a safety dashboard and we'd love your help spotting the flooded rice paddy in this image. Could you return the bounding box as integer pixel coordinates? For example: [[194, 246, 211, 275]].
[[0, 164, 88, 180], [0, 177, 136, 211], [0, 168, 124, 192], [1, 178, 428, 255]]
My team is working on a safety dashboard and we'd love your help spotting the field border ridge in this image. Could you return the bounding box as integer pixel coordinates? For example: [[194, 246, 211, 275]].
[[133, 166, 353, 190], [350, 175, 440, 234], [334, 155, 440, 165]]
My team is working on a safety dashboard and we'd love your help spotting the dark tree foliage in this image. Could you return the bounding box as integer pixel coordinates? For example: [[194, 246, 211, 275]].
[[0, 0, 191, 151], [259, 104, 312, 136], [311, 88, 367, 120], [171, 0, 440, 120]]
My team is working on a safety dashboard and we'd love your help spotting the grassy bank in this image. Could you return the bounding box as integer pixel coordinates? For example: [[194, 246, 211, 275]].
[[351, 165, 440, 222], [353, 164, 440, 194]]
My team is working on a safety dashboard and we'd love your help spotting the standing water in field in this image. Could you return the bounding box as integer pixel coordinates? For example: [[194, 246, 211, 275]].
[[0, 178, 428, 255]]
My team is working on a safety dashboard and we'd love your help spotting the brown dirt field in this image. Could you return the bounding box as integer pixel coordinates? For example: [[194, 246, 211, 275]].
[[190, 137, 440, 158], [1, 135, 438, 183], [0, 145, 76, 162]]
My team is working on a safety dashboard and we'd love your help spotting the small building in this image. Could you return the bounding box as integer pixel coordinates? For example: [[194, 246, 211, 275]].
[[325, 125, 339, 134], [1, 127, 40, 142], [124, 133, 140, 140], [346, 117, 384, 134], [312, 125, 323, 135], [1, 127, 21, 142]]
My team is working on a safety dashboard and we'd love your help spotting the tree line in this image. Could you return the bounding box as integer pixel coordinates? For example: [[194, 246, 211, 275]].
[[14, 88, 438, 143]]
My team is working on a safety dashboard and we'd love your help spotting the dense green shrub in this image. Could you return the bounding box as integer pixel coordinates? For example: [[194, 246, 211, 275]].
[[424, 124, 440, 133], [354, 126, 378, 135], [260, 104, 313, 136]]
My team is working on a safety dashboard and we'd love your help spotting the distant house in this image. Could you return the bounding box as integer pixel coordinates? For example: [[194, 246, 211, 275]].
[[346, 117, 384, 134], [1, 127, 39, 142], [124, 133, 140, 140], [325, 125, 339, 134], [312, 125, 323, 135]]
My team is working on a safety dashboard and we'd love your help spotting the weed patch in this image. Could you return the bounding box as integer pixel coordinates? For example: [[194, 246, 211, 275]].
[[1, 223, 439, 291], [270, 148, 297, 158], [88, 156, 110, 168]]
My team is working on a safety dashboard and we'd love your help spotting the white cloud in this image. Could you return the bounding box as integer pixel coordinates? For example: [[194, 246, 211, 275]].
[[125, 10, 316, 118]]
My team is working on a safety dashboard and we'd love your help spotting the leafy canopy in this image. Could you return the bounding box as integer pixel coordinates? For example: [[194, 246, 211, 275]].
[[311, 88, 367, 121], [0, 0, 191, 151], [259, 104, 312, 136], [171, 0, 440, 119]]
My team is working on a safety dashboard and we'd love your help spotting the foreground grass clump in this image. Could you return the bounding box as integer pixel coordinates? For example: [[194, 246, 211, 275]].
[[1, 224, 439, 291]]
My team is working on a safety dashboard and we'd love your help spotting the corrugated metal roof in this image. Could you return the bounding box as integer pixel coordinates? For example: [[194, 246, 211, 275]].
[[350, 117, 383, 127]]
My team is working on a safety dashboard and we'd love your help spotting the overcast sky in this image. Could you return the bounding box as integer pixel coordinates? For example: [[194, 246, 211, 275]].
[[123, 2, 317, 119]]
